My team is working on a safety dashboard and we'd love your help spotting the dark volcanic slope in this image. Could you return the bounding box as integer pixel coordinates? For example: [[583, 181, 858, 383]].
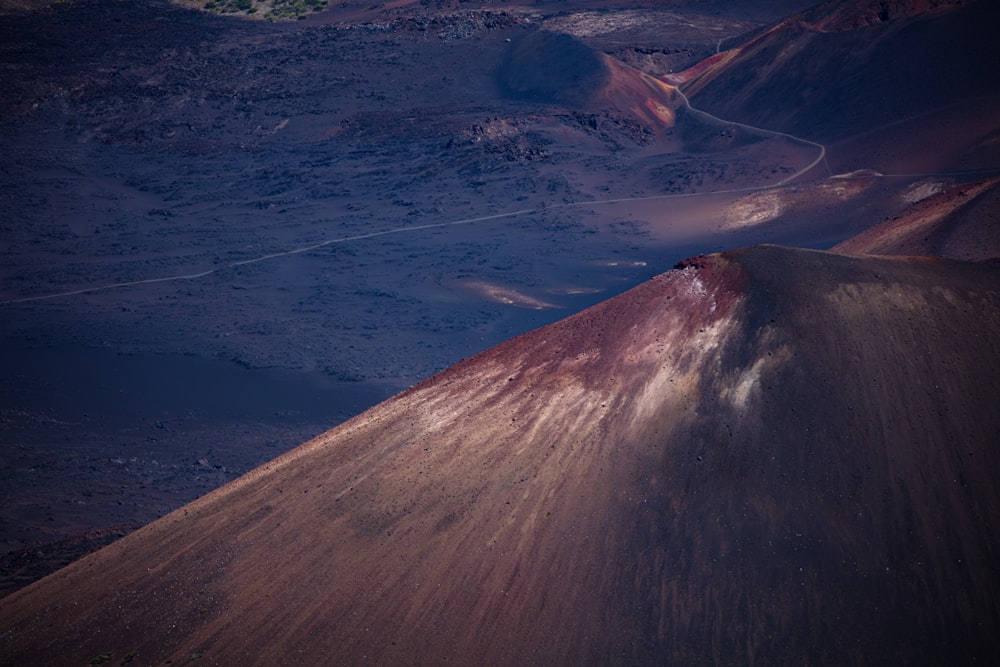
[[499, 29, 612, 107], [2, 245, 999, 665], [498, 29, 681, 132], [678, 0, 1000, 145]]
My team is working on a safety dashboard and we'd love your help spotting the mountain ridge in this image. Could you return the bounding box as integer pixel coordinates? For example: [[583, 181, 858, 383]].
[[674, 0, 1000, 144], [3, 244, 998, 665]]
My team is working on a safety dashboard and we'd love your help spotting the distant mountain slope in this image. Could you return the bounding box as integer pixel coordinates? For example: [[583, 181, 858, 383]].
[[833, 176, 1000, 259], [675, 0, 1000, 142], [798, 0, 974, 31], [2, 245, 998, 665]]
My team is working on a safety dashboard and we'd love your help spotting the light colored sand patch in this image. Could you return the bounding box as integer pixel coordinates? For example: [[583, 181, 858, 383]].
[[899, 179, 949, 205], [818, 178, 874, 200], [720, 340, 790, 413], [830, 169, 883, 179], [673, 265, 715, 311], [622, 267, 742, 433], [547, 285, 603, 296], [593, 259, 648, 268], [458, 281, 559, 309], [627, 315, 732, 434], [719, 177, 874, 231], [720, 191, 785, 230]]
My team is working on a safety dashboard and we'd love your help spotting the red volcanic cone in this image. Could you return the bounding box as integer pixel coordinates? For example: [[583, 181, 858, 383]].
[[2, 245, 999, 665]]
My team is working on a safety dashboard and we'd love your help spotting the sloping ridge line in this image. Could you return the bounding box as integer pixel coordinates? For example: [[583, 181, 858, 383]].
[[2, 245, 999, 665]]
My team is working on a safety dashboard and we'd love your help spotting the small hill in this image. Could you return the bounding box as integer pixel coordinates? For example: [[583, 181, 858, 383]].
[[832, 176, 1000, 260], [499, 29, 681, 132], [498, 29, 612, 107], [2, 245, 998, 665]]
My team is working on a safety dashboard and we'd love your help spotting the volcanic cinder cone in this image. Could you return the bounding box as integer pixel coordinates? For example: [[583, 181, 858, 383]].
[[2, 245, 999, 665], [499, 29, 681, 132]]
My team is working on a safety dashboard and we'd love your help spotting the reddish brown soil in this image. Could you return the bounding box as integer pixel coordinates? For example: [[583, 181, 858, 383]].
[[2, 246, 998, 665]]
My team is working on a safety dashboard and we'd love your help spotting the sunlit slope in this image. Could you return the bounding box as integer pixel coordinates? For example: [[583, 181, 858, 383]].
[[2, 245, 999, 665], [833, 176, 1000, 260]]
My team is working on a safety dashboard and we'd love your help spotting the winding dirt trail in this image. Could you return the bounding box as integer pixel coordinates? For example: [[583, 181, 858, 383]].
[[673, 86, 829, 185], [0, 83, 831, 306]]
